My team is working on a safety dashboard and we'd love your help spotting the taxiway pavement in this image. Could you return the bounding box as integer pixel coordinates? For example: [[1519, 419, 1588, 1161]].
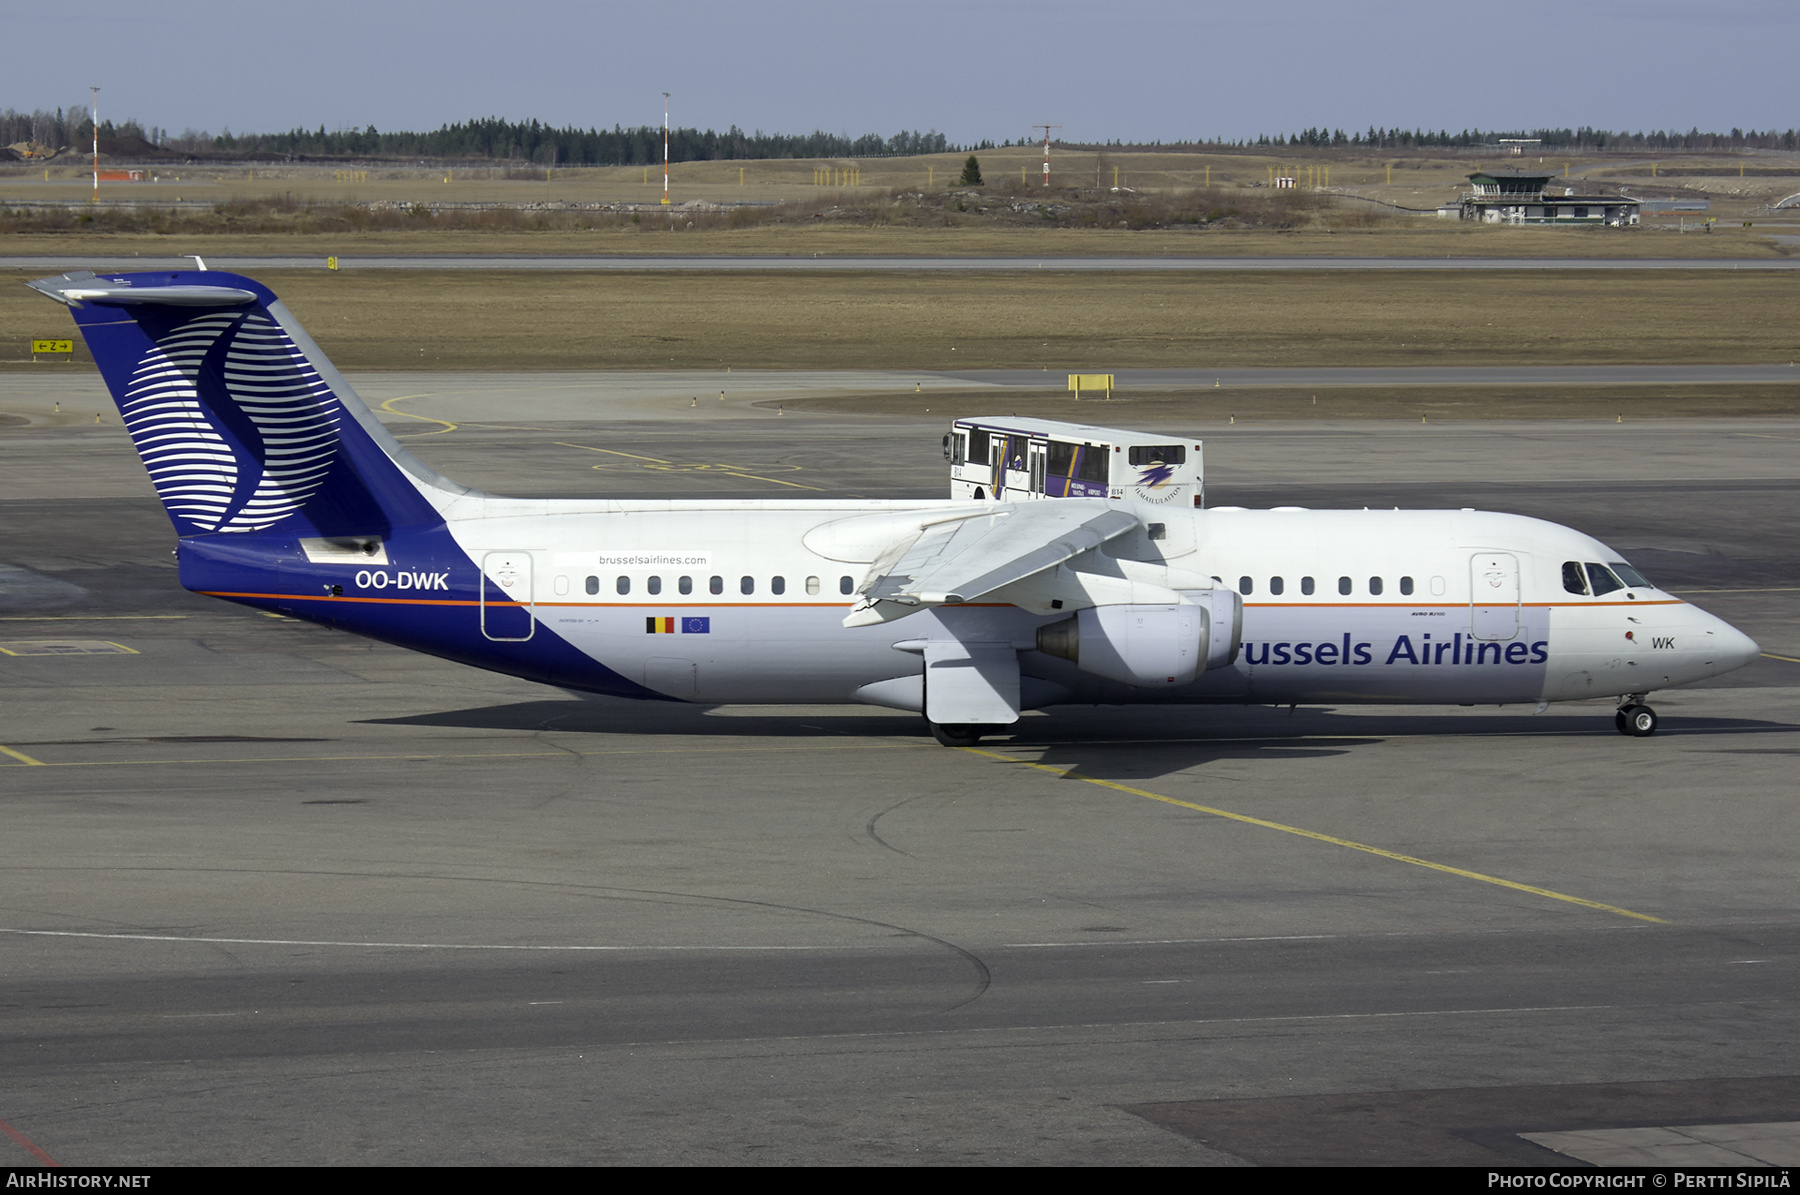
[[1, 374, 1797, 1165]]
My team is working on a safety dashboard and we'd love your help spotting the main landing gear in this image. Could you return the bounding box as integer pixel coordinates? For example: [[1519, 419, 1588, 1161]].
[[1615, 695, 1658, 737], [929, 722, 986, 747]]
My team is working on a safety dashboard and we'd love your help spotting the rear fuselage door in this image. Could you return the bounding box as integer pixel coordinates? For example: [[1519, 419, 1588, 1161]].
[[481, 551, 535, 641], [1470, 552, 1520, 641]]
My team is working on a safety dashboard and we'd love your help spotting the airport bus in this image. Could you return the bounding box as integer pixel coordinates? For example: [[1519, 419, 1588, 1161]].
[[945, 417, 1204, 508]]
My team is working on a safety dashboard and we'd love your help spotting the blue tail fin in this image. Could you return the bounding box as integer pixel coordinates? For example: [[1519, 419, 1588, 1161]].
[[30, 269, 463, 537]]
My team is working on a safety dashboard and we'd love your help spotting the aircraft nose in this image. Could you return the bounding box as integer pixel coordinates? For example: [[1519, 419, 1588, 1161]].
[[1700, 613, 1761, 673]]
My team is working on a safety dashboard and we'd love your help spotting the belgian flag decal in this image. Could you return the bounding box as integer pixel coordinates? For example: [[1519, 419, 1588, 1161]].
[[646, 617, 675, 634]]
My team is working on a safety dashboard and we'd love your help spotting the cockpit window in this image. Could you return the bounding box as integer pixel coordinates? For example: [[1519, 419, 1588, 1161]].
[[1585, 562, 1624, 596], [1609, 561, 1651, 589], [1562, 561, 1589, 595]]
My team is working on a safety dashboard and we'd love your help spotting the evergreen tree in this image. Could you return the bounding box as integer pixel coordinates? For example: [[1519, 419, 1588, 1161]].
[[958, 153, 982, 186]]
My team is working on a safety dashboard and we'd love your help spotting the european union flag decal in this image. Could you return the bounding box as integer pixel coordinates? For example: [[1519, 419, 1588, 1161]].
[[681, 616, 711, 634]]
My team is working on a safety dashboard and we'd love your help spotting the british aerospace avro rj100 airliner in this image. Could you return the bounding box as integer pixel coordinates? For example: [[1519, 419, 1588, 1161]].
[[31, 268, 1760, 745]]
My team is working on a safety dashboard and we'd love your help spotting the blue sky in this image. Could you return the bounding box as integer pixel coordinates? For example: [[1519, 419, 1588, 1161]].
[[5, 0, 1794, 144]]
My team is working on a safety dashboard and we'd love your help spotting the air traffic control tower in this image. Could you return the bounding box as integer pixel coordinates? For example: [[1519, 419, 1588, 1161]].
[[1458, 171, 1641, 226]]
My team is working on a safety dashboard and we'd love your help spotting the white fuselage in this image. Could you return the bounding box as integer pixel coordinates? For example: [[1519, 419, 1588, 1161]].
[[414, 495, 1758, 709]]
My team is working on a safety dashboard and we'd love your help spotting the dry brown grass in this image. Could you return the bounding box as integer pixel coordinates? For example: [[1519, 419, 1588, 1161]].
[[5, 267, 1797, 373]]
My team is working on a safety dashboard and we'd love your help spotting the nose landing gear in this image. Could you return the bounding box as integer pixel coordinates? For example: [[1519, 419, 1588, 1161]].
[[1615, 695, 1658, 737]]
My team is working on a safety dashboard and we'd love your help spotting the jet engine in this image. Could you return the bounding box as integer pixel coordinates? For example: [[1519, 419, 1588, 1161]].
[[1035, 590, 1242, 688]]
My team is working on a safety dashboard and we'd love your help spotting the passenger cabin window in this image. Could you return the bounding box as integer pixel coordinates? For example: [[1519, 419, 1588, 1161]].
[[1269, 576, 1285, 596], [806, 576, 820, 595], [585, 575, 599, 595], [554, 575, 569, 596], [740, 576, 755, 595], [647, 576, 662, 596], [1369, 576, 1383, 596], [616, 576, 630, 595], [840, 575, 854, 595], [771, 576, 786, 596], [1239, 576, 1254, 595], [1399, 576, 1414, 596], [1128, 445, 1187, 466], [1563, 561, 1589, 595], [1338, 576, 1352, 595], [679, 575, 693, 595], [710, 575, 723, 595], [1586, 563, 1624, 597], [1301, 576, 1315, 596]]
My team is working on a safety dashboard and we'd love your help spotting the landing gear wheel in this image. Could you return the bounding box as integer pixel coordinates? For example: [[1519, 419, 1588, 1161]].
[[930, 722, 984, 747], [1616, 704, 1658, 737]]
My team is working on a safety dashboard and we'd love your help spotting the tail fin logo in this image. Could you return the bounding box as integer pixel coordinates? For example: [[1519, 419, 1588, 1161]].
[[123, 310, 341, 534]]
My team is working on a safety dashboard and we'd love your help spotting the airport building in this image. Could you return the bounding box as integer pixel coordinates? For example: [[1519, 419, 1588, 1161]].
[[1457, 171, 1640, 226]]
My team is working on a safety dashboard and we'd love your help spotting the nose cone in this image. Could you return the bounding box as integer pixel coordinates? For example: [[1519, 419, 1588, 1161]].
[[1701, 615, 1761, 676]]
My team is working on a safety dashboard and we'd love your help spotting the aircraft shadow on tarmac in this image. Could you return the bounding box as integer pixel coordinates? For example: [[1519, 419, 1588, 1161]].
[[362, 699, 1799, 778]]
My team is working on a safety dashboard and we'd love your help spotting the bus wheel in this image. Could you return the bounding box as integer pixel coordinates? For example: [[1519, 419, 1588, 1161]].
[[930, 722, 983, 747]]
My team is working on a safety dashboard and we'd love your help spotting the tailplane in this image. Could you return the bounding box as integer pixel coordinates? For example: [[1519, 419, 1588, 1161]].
[[29, 269, 468, 538]]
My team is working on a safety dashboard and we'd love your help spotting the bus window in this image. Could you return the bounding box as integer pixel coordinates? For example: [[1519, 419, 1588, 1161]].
[[951, 434, 965, 466], [966, 429, 990, 466], [1047, 442, 1076, 478], [1004, 436, 1028, 471], [1077, 446, 1109, 483], [1128, 445, 1187, 467]]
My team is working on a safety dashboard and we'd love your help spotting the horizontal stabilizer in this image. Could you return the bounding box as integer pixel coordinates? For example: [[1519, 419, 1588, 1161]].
[[28, 272, 256, 307]]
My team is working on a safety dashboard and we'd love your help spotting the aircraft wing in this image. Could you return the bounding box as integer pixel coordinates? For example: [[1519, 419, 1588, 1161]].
[[844, 500, 1140, 626]]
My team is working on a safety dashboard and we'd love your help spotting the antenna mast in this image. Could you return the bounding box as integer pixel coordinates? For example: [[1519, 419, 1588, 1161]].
[[1033, 123, 1061, 187], [661, 92, 671, 206], [90, 86, 100, 203]]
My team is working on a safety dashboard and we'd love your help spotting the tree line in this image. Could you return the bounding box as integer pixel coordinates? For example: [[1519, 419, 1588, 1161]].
[[9, 106, 1796, 161], [1093, 126, 1800, 152], [1, 109, 975, 163]]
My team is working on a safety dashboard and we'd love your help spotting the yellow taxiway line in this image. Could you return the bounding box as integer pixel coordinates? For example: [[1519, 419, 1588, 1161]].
[[962, 746, 1666, 924]]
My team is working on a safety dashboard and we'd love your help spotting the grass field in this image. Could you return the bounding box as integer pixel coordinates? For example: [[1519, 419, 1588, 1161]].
[[6, 144, 1797, 256], [0, 221, 1787, 260], [7, 267, 1794, 373]]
